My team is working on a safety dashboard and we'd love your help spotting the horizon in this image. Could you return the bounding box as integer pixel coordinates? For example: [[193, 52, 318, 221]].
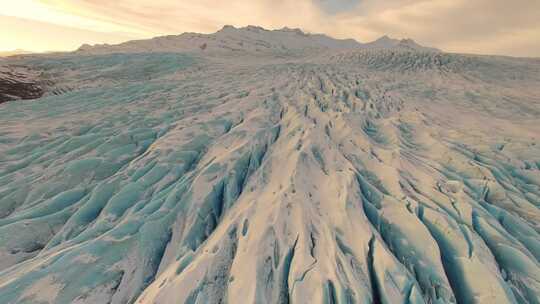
[[1, 25, 428, 55], [1, 0, 539, 57]]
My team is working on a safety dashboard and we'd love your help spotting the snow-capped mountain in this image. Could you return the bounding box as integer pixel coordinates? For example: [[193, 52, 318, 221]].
[[363, 35, 440, 52], [76, 25, 436, 55], [0, 25, 539, 304], [76, 25, 359, 55]]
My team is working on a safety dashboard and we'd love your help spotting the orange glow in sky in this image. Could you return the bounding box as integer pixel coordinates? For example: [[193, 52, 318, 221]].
[[1, 0, 539, 57]]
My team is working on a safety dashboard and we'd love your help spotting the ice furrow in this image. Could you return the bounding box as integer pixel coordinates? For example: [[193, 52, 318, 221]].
[[0, 33, 539, 304]]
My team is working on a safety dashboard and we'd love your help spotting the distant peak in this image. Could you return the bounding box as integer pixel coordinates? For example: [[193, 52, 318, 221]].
[[217, 24, 308, 36], [397, 38, 440, 52], [377, 35, 392, 41], [397, 38, 423, 49], [220, 25, 236, 31], [77, 44, 93, 51], [279, 27, 305, 35], [244, 25, 266, 32], [399, 38, 416, 44], [363, 34, 439, 52]]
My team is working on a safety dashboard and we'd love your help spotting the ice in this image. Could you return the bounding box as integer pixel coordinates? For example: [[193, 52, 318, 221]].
[[0, 25, 539, 303]]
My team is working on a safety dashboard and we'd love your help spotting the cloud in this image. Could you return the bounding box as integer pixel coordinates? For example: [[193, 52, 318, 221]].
[[0, 15, 138, 52], [313, 0, 361, 14], [326, 0, 540, 56], [38, 0, 324, 34], [2, 0, 539, 56]]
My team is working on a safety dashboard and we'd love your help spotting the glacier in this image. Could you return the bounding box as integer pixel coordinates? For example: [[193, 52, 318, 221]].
[[0, 26, 539, 304]]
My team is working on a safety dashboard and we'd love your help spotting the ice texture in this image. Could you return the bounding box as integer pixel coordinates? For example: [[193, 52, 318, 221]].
[[0, 26, 539, 304]]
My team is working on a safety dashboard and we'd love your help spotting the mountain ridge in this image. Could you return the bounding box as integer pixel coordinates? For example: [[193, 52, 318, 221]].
[[76, 25, 439, 54]]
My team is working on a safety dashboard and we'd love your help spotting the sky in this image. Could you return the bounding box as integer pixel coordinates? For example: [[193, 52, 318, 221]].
[[0, 0, 539, 57]]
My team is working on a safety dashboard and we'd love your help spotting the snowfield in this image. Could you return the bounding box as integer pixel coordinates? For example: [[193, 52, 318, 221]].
[[0, 26, 539, 304]]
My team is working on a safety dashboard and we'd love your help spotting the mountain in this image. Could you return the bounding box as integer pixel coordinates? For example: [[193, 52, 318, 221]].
[[363, 35, 440, 52], [0, 25, 539, 304], [76, 25, 436, 55], [76, 25, 361, 55]]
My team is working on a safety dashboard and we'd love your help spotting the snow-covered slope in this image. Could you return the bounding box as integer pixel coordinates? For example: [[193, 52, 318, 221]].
[[0, 26, 539, 304], [363, 35, 440, 52], [75, 25, 436, 56], [76, 25, 363, 56]]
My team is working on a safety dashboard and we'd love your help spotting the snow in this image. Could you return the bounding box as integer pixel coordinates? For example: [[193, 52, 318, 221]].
[[0, 25, 539, 304], [73, 25, 437, 56]]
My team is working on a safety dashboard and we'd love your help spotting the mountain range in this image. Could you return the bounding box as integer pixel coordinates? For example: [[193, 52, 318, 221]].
[[76, 25, 439, 54]]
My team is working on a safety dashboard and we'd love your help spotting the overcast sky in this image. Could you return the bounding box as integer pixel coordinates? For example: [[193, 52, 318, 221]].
[[1, 0, 539, 57]]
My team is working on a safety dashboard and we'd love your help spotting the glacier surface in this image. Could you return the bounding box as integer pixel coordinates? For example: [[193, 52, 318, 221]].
[[0, 26, 539, 304]]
